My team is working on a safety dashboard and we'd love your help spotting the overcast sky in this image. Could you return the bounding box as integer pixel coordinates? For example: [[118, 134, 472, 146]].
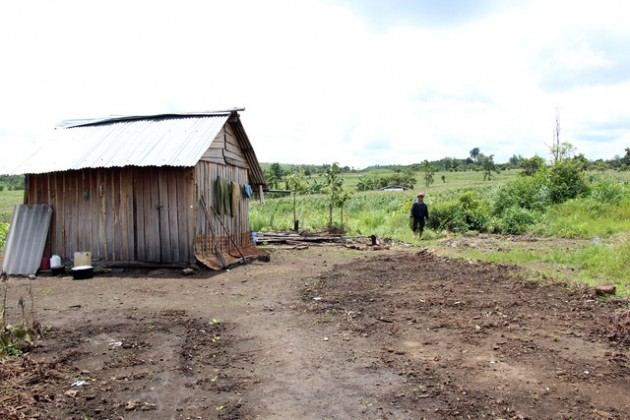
[[1, 0, 628, 170]]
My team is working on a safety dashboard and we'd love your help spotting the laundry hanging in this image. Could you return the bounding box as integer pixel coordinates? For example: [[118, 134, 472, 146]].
[[214, 176, 231, 216]]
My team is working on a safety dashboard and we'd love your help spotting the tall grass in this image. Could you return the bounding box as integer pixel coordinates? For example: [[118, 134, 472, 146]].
[[252, 169, 630, 295]]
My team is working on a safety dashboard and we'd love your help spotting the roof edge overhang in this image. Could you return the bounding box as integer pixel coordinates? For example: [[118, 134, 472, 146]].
[[59, 108, 246, 129]]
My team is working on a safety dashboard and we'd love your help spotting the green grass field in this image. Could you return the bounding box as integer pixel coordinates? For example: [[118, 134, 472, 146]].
[[253, 168, 630, 295], [0, 190, 23, 223]]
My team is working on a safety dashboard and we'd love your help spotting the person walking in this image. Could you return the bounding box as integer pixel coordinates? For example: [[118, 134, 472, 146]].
[[410, 192, 429, 240]]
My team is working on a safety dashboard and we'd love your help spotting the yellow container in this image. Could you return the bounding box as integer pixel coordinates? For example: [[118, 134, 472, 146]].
[[74, 252, 92, 267]]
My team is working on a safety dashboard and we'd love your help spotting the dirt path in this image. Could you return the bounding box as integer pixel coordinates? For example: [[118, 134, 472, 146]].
[[2, 246, 629, 419]]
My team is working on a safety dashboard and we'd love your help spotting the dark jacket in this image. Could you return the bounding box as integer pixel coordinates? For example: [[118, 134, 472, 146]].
[[411, 201, 429, 220]]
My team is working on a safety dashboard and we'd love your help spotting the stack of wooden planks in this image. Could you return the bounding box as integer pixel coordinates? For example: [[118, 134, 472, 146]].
[[254, 232, 385, 249]]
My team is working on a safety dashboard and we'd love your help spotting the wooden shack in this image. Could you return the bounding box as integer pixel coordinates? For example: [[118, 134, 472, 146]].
[[14, 110, 266, 269]]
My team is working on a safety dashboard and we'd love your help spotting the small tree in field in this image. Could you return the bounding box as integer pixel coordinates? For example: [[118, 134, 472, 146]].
[[421, 160, 435, 189], [321, 162, 344, 230], [478, 154, 500, 180], [286, 170, 306, 231]]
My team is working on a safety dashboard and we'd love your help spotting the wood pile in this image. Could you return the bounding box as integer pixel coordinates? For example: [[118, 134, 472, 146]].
[[255, 232, 390, 250]]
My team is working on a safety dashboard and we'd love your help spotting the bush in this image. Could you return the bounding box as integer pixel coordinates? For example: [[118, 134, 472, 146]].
[[498, 206, 536, 235], [458, 191, 490, 232], [548, 160, 589, 204], [426, 200, 468, 233], [590, 175, 626, 204], [492, 172, 550, 215]]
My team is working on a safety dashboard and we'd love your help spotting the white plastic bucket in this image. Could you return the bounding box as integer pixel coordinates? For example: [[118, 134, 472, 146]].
[[50, 255, 62, 269]]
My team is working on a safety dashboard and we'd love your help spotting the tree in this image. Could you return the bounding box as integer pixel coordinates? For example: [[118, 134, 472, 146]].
[[441, 157, 454, 171], [263, 169, 279, 189], [520, 155, 546, 176], [469, 147, 480, 161], [478, 154, 500, 180], [548, 159, 588, 203], [551, 107, 561, 163], [286, 170, 306, 231], [508, 154, 523, 167], [269, 162, 284, 180], [594, 161, 609, 172], [421, 160, 435, 189], [321, 162, 344, 230]]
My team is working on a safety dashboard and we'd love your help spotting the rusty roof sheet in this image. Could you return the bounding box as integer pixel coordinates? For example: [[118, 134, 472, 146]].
[[1, 204, 53, 276]]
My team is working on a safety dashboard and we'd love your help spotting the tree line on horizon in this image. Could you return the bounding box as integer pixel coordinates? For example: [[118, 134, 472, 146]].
[[261, 147, 630, 191]]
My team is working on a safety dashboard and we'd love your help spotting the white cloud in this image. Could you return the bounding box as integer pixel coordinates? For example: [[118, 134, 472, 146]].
[[0, 0, 628, 171]]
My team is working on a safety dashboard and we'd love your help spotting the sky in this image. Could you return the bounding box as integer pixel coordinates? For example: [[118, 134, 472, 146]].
[[1, 0, 629, 170]]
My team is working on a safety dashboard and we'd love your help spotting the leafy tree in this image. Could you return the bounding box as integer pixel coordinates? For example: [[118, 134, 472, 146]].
[[623, 147, 630, 166], [478, 154, 500, 180], [594, 161, 609, 172], [520, 155, 546, 176], [286, 171, 306, 230], [441, 157, 454, 171], [304, 179, 324, 194], [548, 159, 589, 204], [469, 147, 480, 161], [263, 169, 279, 189], [389, 170, 416, 189], [421, 160, 435, 189], [269, 162, 285, 180], [321, 162, 344, 230], [508, 154, 523, 167]]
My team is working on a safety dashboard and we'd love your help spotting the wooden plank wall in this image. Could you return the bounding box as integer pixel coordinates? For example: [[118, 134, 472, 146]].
[[195, 161, 251, 259], [200, 124, 249, 168], [27, 166, 194, 264]]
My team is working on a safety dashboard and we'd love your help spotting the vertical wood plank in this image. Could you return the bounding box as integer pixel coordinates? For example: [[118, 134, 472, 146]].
[[157, 168, 169, 262], [134, 168, 146, 261], [166, 168, 179, 262]]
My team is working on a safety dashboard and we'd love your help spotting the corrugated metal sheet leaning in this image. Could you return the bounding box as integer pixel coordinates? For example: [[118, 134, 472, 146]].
[[1, 204, 52, 275]]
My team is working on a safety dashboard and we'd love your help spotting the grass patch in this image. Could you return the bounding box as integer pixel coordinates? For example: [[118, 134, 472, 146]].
[[444, 235, 630, 296], [0, 190, 23, 223]]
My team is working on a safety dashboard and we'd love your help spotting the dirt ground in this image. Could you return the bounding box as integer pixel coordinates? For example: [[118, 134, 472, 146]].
[[1, 242, 629, 419]]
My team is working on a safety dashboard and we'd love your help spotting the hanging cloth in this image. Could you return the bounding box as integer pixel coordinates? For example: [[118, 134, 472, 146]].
[[243, 184, 253, 199], [214, 176, 231, 216]]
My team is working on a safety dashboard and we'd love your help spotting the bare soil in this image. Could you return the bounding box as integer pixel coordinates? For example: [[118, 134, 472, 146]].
[[2, 244, 629, 419]]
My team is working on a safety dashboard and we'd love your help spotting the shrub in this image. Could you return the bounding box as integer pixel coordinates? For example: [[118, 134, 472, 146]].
[[458, 191, 490, 232], [590, 175, 626, 204], [427, 201, 468, 233], [548, 160, 589, 204], [492, 172, 550, 215], [498, 206, 536, 235]]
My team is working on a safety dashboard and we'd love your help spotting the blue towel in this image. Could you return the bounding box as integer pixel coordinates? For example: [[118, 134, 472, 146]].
[[243, 184, 253, 199]]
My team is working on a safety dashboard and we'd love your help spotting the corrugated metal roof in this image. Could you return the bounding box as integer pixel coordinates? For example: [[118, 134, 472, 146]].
[[5, 113, 232, 175], [1, 204, 53, 276]]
